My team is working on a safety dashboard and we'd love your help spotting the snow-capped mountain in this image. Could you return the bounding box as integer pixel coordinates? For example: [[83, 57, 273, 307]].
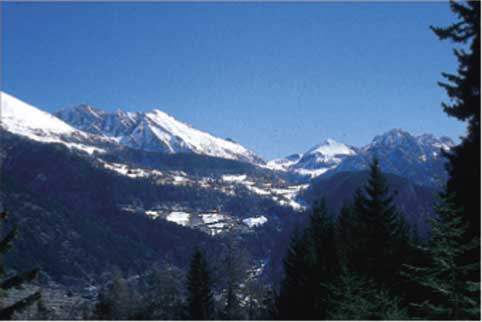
[[56, 105, 263, 164], [267, 139, 356, 178], [334, 129, 454, 187], [266, 153, 303, 172], [293, 139, 357, 177], [365, 129, 453, 156], [0, 92, 262, 164], [0, 92, 111, 154], [268, 129, 454, 188], [2, 90, 453, 190]]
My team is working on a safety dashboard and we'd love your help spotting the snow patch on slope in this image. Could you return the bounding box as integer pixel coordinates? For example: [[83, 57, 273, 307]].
[[166, 211, 191, 226], [222, 174, 248, 182], [243, 216, 267, 228], [144, 110, 260, 162], [265, 153, 303, 171], [1, 92, 75, 137], [200, 213, 225, 224], [1, 92, 108, 154]]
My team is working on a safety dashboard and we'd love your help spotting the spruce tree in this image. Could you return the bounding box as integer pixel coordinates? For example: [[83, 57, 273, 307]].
[[185, 247, 214, 320], [0, 211, 41, 320], [327, 267, 408, 320], [398, 230, 434, 317], [345, 158, 409, 285], [336, 203, 355, 253], [276, 228, 317, 320], [219, 237, 249, 320], [431, 1, 481, 311], [308, 200, 339, 317], [277, 202, 339, 320], [336, 195, 363, 266], [432, 0, 480, 250], [402, 194, 480, 320]]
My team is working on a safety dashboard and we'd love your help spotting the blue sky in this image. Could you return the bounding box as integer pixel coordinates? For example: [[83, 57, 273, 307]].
[[2, 2, 465, 159]]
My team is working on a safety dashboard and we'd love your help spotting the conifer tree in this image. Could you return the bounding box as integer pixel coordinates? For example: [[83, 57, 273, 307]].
[[219, 237, 249, 320], [398, 229, 433, 317], [0, 211, 41, 320], [93, 270, 136, 320], [276, 228, 317, 320], [133, 264, 185, 320], [307, 200, 339, 317], [402, 194, 480, 320], [432, 0, 480, 247], [186, 247, 214, 320], [336, 197, 361, 265], [277, 202, 339, 320], [431, 1, 481, 312], [344, 158, 409, 285], [327, 267, 408, 320], [336, 203, 354, 250]]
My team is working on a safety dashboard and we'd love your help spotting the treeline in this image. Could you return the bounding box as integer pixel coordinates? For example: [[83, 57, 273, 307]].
[[274, 158, 479, 320], [91, 238, 273, 320]]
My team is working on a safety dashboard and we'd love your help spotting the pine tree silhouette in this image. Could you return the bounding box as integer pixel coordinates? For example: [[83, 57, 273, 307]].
[[185, 247, 214, 320], [432, 0, 480, 253], [0, 211, 41, 320], [308, 200, 339, 317], [276, 228, 317, 320], [343, 158, 409, 285], [402, 194, 480, 319], [277, 202, 339, 320]]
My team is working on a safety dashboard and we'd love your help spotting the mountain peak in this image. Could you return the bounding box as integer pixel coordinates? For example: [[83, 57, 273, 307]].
[[54, 101, 263, 164], [369, 128, 413, 147], [149, 108, 172, 118], [268, 139, 356, 178], [1, 91, 76, 139], [61, 104, 104, 117], [368, 129, 455, 152], [307, 139, 355, 157], [149, 108, 164, 114]]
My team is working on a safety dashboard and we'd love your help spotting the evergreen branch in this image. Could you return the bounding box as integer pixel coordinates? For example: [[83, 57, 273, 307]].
[[0, 291, 41, 320]]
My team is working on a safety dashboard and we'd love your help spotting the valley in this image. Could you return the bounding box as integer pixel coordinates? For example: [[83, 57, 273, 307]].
[[0, 91, 450, 289]]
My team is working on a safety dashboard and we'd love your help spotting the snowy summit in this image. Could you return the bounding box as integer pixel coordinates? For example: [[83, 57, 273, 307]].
[[56, 104, 264, 164]]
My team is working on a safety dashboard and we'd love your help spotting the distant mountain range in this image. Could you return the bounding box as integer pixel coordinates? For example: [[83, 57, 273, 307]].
[[52, 94, 453, 188], [2, 91, 453, 189], [267, 129, 453, 188], [0, 91, 453, 286]]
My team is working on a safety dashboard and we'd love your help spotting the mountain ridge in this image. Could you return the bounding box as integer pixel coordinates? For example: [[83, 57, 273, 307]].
[[55, 103, 264, 164], [267, 129, 453, 188], [2, 91, 453, 188]]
